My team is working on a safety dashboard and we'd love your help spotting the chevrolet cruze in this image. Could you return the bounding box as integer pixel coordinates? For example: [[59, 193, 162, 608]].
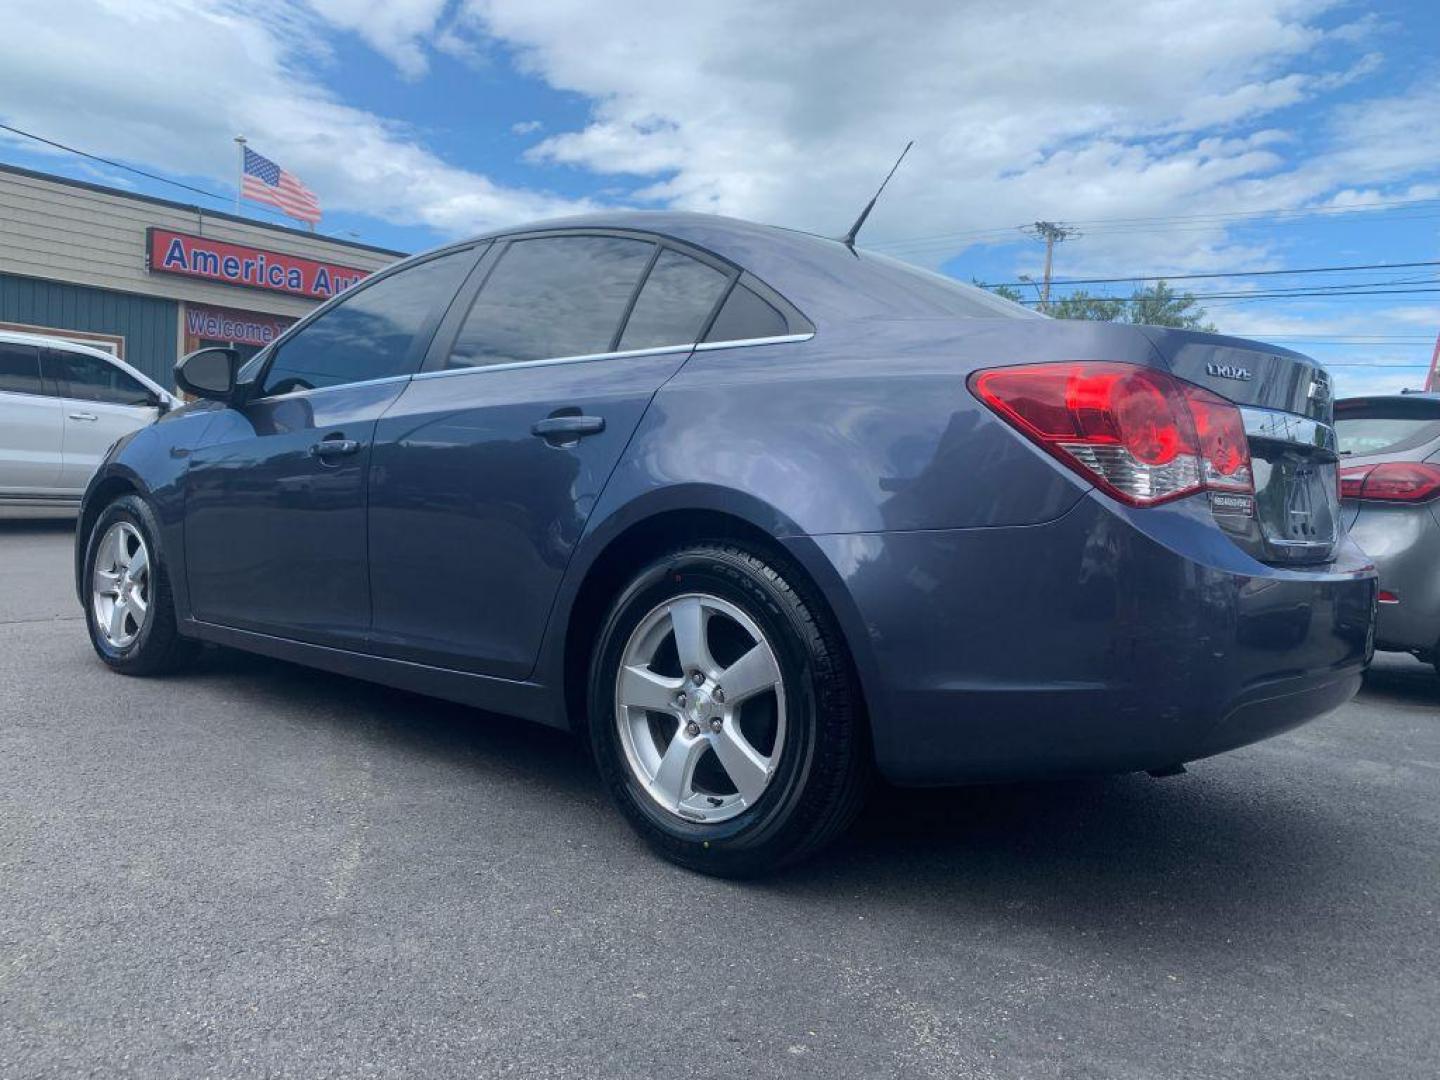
[[76, 213, 1377, 875]]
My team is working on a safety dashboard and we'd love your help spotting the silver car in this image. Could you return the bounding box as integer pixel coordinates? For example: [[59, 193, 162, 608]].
[[0, 331, 176, 509], [1337, 392, 1440, 674]]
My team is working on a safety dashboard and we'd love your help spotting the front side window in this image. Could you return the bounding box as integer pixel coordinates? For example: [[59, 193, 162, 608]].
[[262, 249, 473, 396], [448, 236, 655, 369], [618, 249, 731, 351], [0, 343, 43, 396], [53, 351, 151, 406]]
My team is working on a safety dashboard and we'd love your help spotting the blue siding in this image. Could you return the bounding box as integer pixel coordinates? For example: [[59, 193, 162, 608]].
[[0, 273, 178, 388]]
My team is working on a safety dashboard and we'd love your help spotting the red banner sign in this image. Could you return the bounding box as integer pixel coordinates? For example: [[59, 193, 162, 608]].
[[146, 227, 370, 300], [184, 303, 294, 348]]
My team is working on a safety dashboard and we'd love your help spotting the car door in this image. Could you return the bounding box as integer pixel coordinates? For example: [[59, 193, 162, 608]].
[[368, 235, 736, 678], [184, 246, 478, 647], [0, 341, 63, 496], [45, 348, 162, 493]]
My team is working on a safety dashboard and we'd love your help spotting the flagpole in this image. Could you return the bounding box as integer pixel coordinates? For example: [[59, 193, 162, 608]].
[[233, 135, 246, 215]]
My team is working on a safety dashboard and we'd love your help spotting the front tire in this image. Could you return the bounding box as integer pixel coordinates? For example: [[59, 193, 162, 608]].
[[83, 494, 198, 676], [588, 542, 868, 876]]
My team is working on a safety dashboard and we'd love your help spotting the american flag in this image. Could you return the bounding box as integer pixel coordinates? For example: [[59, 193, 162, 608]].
[[241, 146, 321, 225]]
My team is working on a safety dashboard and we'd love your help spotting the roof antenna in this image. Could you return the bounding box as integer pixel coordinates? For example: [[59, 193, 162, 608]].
[[840, 140, 913, 250]]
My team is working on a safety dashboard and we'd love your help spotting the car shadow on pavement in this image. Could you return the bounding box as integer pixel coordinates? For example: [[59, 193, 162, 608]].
[[1360, 654, 1440, 708], [189, 644, 598, 800], [177, 642, 1398, 956]]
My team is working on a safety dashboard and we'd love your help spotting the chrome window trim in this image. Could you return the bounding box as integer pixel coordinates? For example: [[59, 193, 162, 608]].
[[253, 372, 415, 403], [411, 331, 814, 382], [1239, 405, 1337, 459], [693, 332, 815, 352]]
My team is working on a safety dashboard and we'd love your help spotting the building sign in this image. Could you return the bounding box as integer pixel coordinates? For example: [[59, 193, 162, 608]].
[[184, 303, 293, 348], [146, 227, 369, 300]]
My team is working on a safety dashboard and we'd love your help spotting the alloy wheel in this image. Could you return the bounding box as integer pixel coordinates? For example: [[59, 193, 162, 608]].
[[614, 593, 787, 824], [92, 522, 152, 650]]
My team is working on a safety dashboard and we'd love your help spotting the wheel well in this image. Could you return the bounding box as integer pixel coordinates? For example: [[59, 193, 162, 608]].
[[562, 509, 859, 734], [78, 476, 140, 551], [74, 476, 141, 597]]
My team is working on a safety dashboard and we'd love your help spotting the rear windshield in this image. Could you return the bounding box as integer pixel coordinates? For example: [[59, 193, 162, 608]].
[[1336, 417, 1440, 456]]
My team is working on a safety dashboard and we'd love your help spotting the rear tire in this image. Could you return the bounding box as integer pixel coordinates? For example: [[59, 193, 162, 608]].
[[588, 542, 868, 876], [82, 494, 199, 676]]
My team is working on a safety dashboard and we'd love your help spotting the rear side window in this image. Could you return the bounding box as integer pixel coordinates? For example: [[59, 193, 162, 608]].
[[1336, 417, 1440, 456], [263, 249, 473, 396], [0, 343, 42, 395], [618, 249, 730, 351], [704, 285, 789, 343], [449, 236, 655, 368], [53, 350, 151, 406]]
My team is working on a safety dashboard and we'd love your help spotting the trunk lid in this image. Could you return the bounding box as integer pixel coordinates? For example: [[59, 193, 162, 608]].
[[1140, 327, 1340, 566]]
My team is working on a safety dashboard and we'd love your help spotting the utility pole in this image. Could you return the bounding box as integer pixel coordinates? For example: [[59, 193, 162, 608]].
[[1020, 221, 1080, 312]]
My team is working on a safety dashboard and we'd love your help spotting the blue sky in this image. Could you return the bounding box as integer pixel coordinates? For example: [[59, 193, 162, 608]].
[[1, 0, 1437, 393]]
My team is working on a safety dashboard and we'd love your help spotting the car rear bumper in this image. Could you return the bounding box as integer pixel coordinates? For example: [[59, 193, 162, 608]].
[[1346, 502, 1440, 655], [799, 492, 1376, 786]]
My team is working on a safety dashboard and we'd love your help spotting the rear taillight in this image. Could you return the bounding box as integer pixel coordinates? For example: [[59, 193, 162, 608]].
[[1338, 462, 1440, 502], [970, 361, 1254, 507]]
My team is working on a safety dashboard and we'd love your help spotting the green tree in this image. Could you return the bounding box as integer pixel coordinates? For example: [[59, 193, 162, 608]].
[[1124, 280, 1216, 331], [973, 278, 1028, 304], [982, 277, 1215, 331], [1047, 290, 1125, 322]]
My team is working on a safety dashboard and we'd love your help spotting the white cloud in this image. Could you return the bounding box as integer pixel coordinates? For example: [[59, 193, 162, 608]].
[[0, 0, 595, 236], [443, 0, 1404, 263], [303, 0, 449, 79], [2, 0, 1436, 313]]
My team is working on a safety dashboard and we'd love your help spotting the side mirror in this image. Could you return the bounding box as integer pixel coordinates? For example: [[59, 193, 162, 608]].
[[175, 346, 239, 402]]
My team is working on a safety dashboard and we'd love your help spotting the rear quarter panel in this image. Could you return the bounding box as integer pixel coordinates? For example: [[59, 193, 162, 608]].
[[536, 316, 1167, 724], [605, 316, 1169, 536]]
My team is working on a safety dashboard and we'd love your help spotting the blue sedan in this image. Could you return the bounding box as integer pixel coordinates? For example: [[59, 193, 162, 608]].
[[75, 213, 1376, 874]]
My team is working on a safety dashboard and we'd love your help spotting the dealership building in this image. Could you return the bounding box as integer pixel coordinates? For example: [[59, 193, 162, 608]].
[[0, 163, 402, 388]]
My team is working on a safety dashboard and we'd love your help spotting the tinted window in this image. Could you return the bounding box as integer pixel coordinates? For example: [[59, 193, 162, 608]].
[[263, 249, 472, 395], [0, 343, 42, 396], [704, 285, 789, 343], [1337, 418, 1440, 456], [54, 351, 151, 406], [618, 249, 730, 351], [449, 236, 654, 368]]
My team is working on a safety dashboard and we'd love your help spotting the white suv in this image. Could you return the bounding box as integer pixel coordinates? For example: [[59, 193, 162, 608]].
[[0, 331, 177, 508]]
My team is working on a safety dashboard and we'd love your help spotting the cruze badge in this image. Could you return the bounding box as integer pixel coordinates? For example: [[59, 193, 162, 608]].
[[1206, 362, 1253, 381]]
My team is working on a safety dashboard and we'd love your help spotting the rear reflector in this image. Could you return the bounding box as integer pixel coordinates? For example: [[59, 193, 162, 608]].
[[970, 361, 1254, 507], [1338, 462, 1440, 502]]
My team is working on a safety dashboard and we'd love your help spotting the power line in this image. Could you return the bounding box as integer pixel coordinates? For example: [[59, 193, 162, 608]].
[[0, 121, 228, 202], [0, 120, 351, 237], [983, 259, 1440, 289], [869, 196, 1440, 252], [1016, 287, 1440, 308]]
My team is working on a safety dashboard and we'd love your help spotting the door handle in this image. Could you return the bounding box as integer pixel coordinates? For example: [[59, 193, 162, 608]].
[[531, 415, 605, 443], [68, 412, 98, 422], [309, 438, 362, 458]]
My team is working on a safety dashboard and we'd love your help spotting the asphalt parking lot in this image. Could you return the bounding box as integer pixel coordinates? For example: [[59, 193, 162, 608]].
[[1, 517, 1436, 1079]]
